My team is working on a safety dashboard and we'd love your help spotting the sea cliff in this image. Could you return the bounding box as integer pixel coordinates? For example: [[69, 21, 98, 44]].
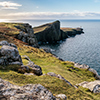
[[0, 21, 100, 100]]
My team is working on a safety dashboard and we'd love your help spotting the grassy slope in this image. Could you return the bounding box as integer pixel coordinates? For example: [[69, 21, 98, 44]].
[[0, 23, 100, 100]]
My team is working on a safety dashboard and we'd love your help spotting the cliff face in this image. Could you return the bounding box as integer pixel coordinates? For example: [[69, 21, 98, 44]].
[[33, 20, 84, 44], [61, 28, 84, 37], [33, 20, 61, 43]]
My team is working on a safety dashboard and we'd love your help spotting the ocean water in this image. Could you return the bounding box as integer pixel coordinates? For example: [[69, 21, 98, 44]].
[[10, 19, 100, 74]]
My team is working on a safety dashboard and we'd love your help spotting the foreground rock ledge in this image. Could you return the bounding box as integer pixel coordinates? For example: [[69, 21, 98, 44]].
[[0, 78, 56, 100], [77, 80, 100, 93]]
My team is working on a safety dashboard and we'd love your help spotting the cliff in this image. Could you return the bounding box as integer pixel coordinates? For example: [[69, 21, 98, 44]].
[[0, 22, 100, 100], [33, 20, 61, 43], [33, 20, 84, 44]]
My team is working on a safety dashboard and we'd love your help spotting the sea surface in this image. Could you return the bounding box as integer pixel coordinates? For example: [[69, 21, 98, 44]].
[[10, 19, 100, 75]]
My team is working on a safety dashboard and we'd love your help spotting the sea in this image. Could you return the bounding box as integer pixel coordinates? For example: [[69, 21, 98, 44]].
[[9, 19, 100, 75]]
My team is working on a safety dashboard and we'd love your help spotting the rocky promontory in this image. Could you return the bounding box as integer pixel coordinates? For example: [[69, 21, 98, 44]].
[[33, 20, 84, 44], [0, 21, 100, 100]]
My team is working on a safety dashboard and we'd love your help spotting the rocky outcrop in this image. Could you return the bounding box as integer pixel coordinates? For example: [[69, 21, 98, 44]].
[[0, 41, 22, 66], [74, 62, 100, 80], [77, 80, 100, 93], [0, 78, 56, 100], [27, 61, 42, 76], [15, 23, 38, 47], [61, 28, 84, 37], [47, 72, 72, 86], [74, 63, 90, 70], [33, 20, 84, 44], [34, 20, 61, 44], [56, 94, 67, 100]]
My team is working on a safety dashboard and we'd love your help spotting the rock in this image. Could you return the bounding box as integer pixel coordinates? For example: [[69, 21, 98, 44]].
[[9, 61, 22, 65], [28, 61, 42, 76], [21, 55, 31, 61], [56, 94, 67, 100], [0, 42, 22, 66], [24, 73, 35, 75], [74, 63, 100, 80], [0, 78, 56, 100], [0, 41, 17, 48], [47, 72, 72, 86], [77, 80, 100, 93], [74, 63, 90, 70], [1, 45, 22, 62], [34, 20, 61, 43], [15, 23, 39, 48], [88, 68, 100, 79], [43, 48, 52, 53], [0, 41, 9, 46], [61, 28, 84, 37]]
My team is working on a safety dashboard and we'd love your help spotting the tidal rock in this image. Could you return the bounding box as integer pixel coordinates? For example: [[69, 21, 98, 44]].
[[47, 72, 72, 86], [28, 61, 42, 76], [77, 80, 100, 93], [0, 78, 56, 100], [56, 94, 67, 100]]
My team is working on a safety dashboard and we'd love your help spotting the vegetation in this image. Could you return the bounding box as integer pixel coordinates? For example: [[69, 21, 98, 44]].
[[0, 23, 100, 100]]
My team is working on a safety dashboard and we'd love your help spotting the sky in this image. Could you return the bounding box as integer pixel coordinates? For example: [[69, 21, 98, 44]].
[[0, 0, 100, 20]]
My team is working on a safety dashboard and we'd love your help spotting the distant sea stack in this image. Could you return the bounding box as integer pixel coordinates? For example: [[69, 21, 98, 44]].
[[33, 20, 84, 44]]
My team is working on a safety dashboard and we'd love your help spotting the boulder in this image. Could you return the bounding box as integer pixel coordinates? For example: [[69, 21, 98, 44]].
[[88, 68, 100, 79], [28, 61, 42, 76], [0, 42, 22, 66], [74, 63, 90, 70], [77, 80, 100, 93], [34, 20, 61, 43], [0, 40, 17, 48], [0, 78, 56, 100], [56, 94, 67, 100]]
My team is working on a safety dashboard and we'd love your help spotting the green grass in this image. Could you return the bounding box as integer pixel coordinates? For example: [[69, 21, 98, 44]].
[[0, 23, 100, 100]]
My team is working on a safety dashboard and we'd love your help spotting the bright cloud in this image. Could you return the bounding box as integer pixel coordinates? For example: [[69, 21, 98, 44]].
[[1, 11, 100, 19], [0, 1, 22, 10]]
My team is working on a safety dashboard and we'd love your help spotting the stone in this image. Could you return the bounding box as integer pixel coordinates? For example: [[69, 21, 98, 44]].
[[88, 68, 100, 79], [77, 80, 100, 93], [15, 23, 39, 48], [24, 73, 35, 76], [0, 42, 22, 66], [0, 78, 56, 100], [21, 55, 31, 61], [9, 61, 22, 65], [28, 61, 42, 76], [56, 94, 67, 100], [47, 72, 72, 86], [1, 45, 22, 62], [0, 41, 9, 46], [74, 63, 90, 70]]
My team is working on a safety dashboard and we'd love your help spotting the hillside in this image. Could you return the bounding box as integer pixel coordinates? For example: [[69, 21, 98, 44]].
[[0, 22, 100, 100]]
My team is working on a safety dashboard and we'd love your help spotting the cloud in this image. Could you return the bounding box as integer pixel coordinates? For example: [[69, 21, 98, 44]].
[[1, 11, 100, 19], [0, 1, 22, 10]]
